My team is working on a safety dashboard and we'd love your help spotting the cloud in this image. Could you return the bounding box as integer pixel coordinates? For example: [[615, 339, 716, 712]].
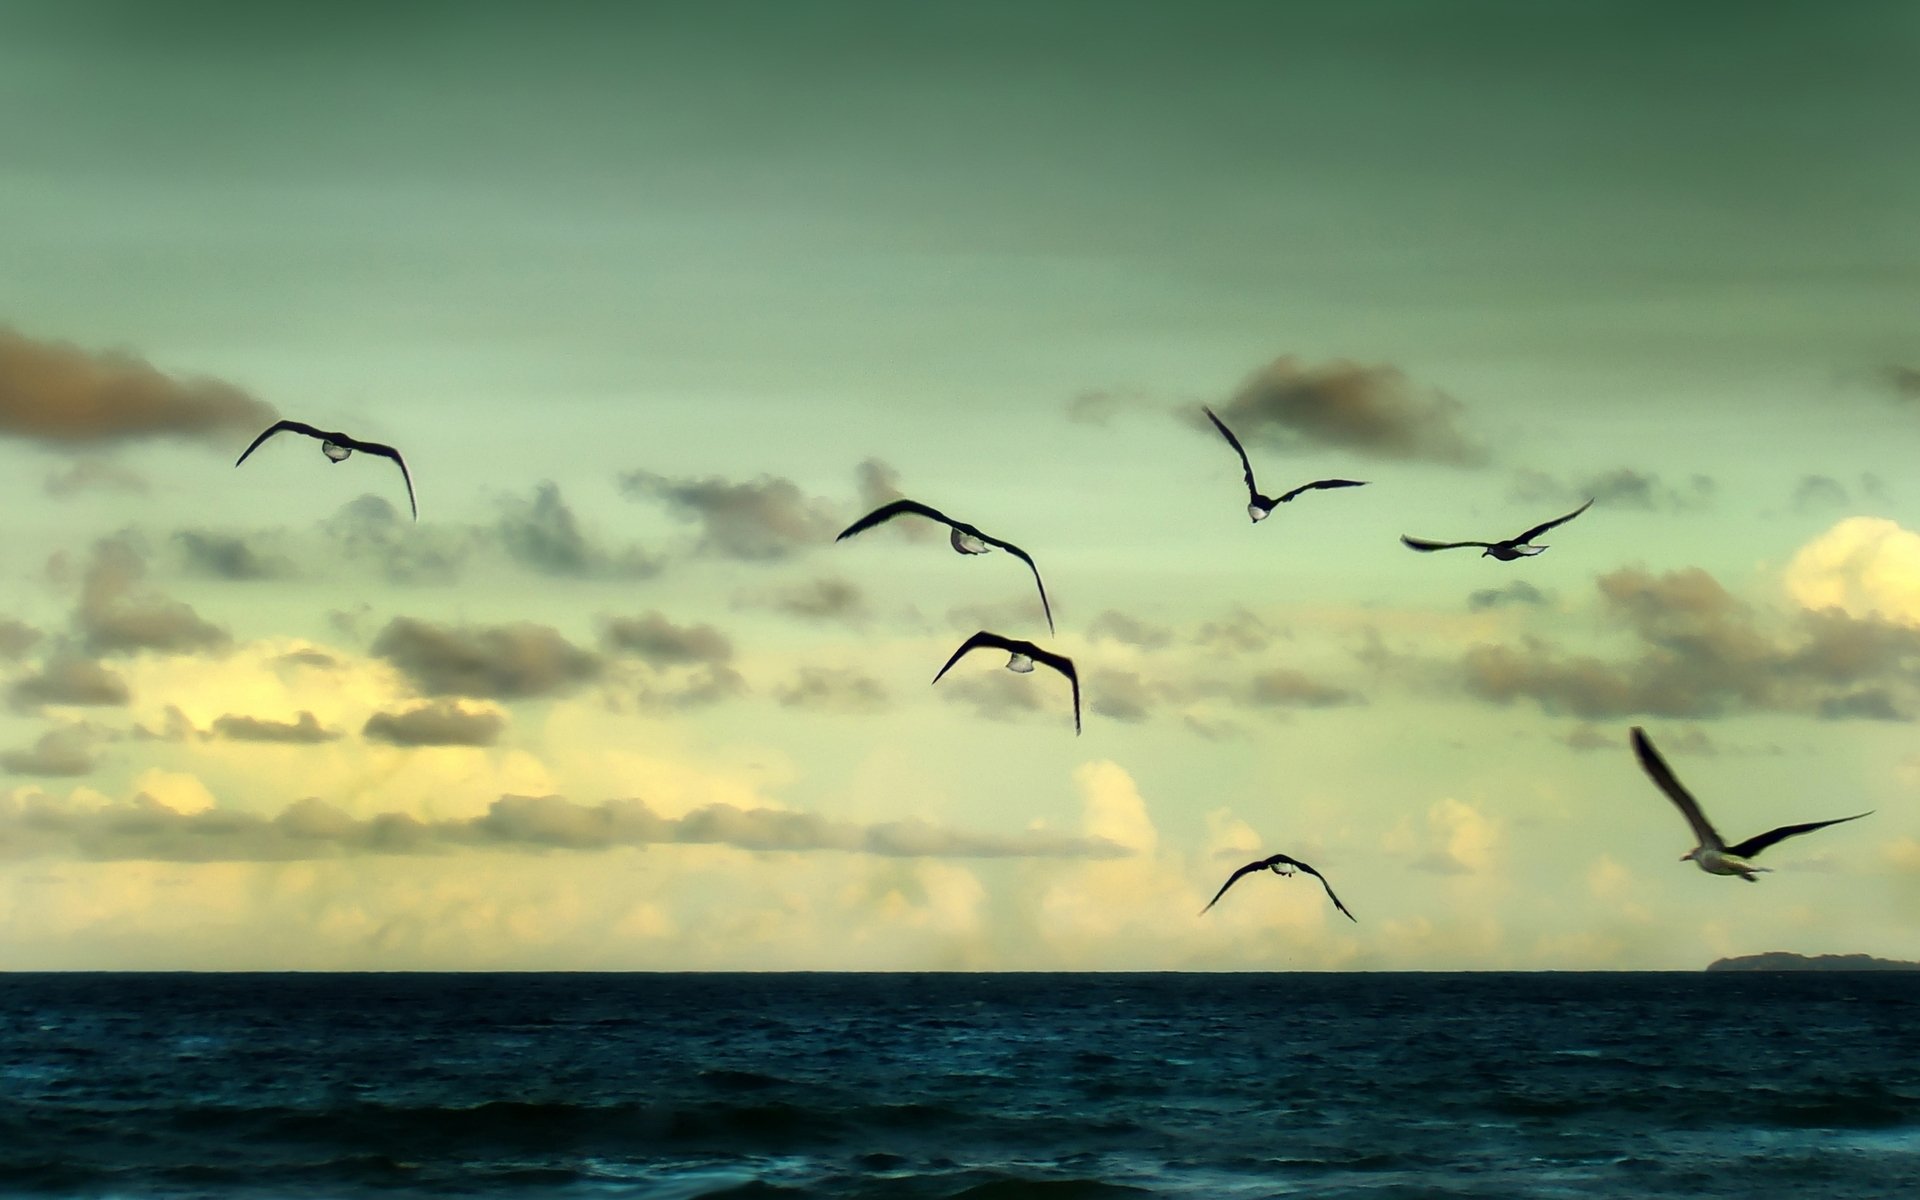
[[43, 458, 149, 498], [0, 327, 274, 448], [494, 482, 659, 579], [1455, 565, 1920, 720], [209, 711, 339, 744], [1468, 580, 1551, 611], [1087, 610, 1174, 650], [0, 620, 42, 660], [324, 495, 474, 585], [363, 700, 505, 747], [74, 535, 228, 656], [1065, 389, 1157, 426], [1388, 797, 1501, 875], [937, 668, 1051, 725], [1883, 365, 1920, 400], [598, 612, 744, 709], [1792, 475, 1852, 512], [371, 618, 604, 700], [1201, 356, 1487, 466], [618, 470, 839, 560], [756, 577, 869, 625], [1, 726, 97, 776], [774, 668, 889, 714], [1089, 669, 1156, 723], [1561, 723, 1715, 755], [1509, 467, 1713, 512], [1190, 608, 1277, 654], [174, 531, 296, 581], [1243, 668, 1361, 709], [9, 656, 131, 711], [601, 612, 732, 667], [1784, 517, 1920, 625], [0, 790, 1129, 863]]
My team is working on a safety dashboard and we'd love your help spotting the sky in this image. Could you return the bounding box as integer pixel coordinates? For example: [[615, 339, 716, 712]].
[[2, 0, 1918, 971]]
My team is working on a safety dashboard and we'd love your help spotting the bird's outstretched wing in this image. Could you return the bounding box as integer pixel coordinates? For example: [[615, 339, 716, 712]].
[[1199, 856, 1277, 914], [931, 631, 1019, 685], [1204, 407, 1260, 503], [1026, 645, 1080, 734], [1293, 859, 1357, 922], [977, 533, 1055, 634], [234, 420, 325, 467], [345, 438, 418, 520], [1514, 498, 1594, 545], [837, 499, 959, 541], [1631, 727, 1723, 852], [1725, 811, 1872, 861], [1400, 535, 1493, 552], [1275, 479, 1368, 504]]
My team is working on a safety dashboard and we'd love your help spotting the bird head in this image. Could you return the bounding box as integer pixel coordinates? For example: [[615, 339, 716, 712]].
[[1679, 848, 1700, 863]]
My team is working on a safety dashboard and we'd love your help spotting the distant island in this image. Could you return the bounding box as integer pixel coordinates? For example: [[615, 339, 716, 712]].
[[1708, 952, 1920, 972]]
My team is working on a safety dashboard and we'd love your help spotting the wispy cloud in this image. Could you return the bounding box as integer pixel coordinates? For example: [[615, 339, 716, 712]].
[[0, 791, 1132, 863], [1509, 467, 1713, 512], [43, 458, 149, 498], [174, 531, 296, 581], [774, 667, 889, 714], [495, 482, 659, 579]]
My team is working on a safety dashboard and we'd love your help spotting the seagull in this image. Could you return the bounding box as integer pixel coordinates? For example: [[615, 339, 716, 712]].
[[1203, 407, 1366, 523], [838, 499, 1053, 632], [931, 631, 1080, 734], [1400, 498, 1592, 559], [235, 420, 417, 520], [1200, 853, 1355, 921], [1631, 726, 1871, 881]]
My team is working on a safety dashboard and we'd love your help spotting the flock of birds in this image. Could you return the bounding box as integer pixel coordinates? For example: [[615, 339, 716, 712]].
[[232, 408, 1875, 927]]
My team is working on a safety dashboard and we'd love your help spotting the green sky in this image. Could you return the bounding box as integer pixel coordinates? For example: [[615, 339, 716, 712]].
[[2, 0, 1917, 970]]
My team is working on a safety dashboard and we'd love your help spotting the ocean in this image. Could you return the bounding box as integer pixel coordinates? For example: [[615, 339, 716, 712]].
[[1, 972, 1915, 1198]]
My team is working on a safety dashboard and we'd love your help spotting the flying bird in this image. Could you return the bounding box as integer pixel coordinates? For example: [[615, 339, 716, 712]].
[[838, 499, 1053, 632], [1400, 498, 1592, 559], [931, 631, 1080, 734], [1631, 726, 1871, 881], [1200, 852, 1355, 921], [235, 420, 417, 520], [1203, 406, 1366, 523]]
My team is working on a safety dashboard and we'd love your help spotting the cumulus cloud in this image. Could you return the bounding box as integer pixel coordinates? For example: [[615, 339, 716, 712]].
[[74, 535, 228, 656], [1469, 580, 1551, 611], [618, 470, 839, 560], [1200, 356, 1487, 466], [43, 458, 149, 498], [1, 726, 97, 776], [0, 790, 1129, 863], [1190, 608, 1277, 654], [1509, 467, 1713, 512], [209, 711, 339, 744], [774, 667, 889, 714], [363, 700, 505, 747], [1089, 669, 1156, 723], [371, 618, 604, 700], [494, 482, 658, 579], [1456, 565, 1920, 720], [937, 668, 1052, 725], [9, 655, 131, 711], [1785, 517, 1920, 625], [1389, 798, 1501, 875], [174, 530, 296, 581], [0, 327, 274, 448]]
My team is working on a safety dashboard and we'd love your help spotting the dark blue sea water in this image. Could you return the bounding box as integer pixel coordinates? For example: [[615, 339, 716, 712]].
[[2, 972, 1917, 1199]]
